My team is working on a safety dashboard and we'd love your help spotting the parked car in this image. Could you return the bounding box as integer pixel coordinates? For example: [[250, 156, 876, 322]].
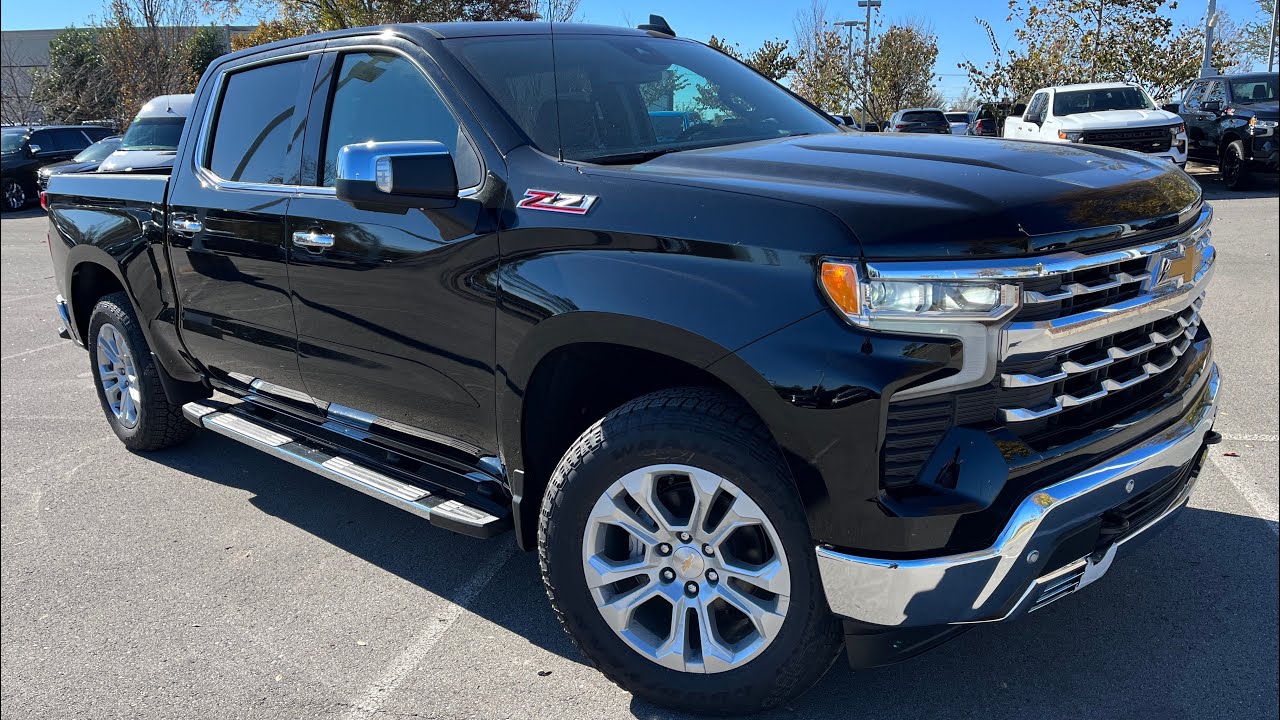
[[97, 94, 193, 173], [1178, 72, 1278, 190], [858, 121, 881, 132], [36, 136, 122, 191], [1004, 83, 1188, 167], [884, 107, 950, 133], [1, 125, 115, 211], [45, 20, 1221, 715], [968, 101, 1014, 136], [944, 111, 972, 135]]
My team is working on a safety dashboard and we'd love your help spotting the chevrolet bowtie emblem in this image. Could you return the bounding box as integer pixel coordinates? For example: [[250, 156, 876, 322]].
[[1156, 243, 1202, 288]]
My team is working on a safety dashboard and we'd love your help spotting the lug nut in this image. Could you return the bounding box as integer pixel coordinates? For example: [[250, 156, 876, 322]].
[[678, 532, 692, 543], [706, 570, 718, 583], [684, 581, 699, 596], [660, 568, 676, 582], [702, 543, 715, 557], [656, 543, 672, 556]]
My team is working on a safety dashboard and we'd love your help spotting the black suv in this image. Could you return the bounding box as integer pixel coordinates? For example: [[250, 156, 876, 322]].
[[1178, 73, 1278, 189], [1, 125, 115, 211]]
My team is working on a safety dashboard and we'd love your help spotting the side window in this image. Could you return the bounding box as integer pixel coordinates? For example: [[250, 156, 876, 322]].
[[1182, 81, 1209, 110], [207, 59, 309, 184], [321, 51, 481, 188], [1205, 81, 1227, 105], [27, 130, 54, 152], [1024, 93, 1046, 120], [52, 128, 91, 151]]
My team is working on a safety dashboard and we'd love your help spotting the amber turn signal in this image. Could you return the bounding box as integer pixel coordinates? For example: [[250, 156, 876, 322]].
[[820, 262, 860, 316]]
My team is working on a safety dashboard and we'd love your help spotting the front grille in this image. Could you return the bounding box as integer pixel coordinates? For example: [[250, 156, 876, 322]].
[[1082, 126, 1173, 153], [881, 208, 1213, 484]]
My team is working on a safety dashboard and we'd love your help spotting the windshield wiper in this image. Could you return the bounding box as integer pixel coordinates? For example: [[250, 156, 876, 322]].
[[579, 147, 686, 165]]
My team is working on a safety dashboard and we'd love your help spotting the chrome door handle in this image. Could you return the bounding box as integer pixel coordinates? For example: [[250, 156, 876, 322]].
[[292, 230, 335, 249], [170, 216, 202, 234]]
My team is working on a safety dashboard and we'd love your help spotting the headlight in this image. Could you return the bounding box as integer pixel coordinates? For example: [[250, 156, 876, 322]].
[[1170, 124, 1186, 135], [819, 261, 1020, 324], [1057, 130, 1085, 142]]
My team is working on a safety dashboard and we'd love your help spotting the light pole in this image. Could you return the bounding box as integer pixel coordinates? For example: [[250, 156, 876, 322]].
[[1200, 0, 1219, 78], [833, 20, 866, 120], [856, 0, 882, 125], [1269, 0, 1278, 73]]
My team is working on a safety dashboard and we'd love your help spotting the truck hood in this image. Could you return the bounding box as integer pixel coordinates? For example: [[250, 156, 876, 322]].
[[627, 132, 1201, 259], [1054, 109, 1181, 130], [1237, 101, 1279, 120], [97, 149, 177, 173]]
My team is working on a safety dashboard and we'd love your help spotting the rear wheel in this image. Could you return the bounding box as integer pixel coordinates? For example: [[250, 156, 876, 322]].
[[87, 292, 197, 451], [1220, 139, 1251, 190], [539, 387, 841, 715], [2, 178, 26, 211]]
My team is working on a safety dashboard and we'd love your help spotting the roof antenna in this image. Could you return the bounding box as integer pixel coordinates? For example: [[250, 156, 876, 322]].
[[638, 14, 675, 36]]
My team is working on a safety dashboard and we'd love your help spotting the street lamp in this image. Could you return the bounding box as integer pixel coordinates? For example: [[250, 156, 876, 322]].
[[856, 0, 882, 126], [833, 20, 866, 119]]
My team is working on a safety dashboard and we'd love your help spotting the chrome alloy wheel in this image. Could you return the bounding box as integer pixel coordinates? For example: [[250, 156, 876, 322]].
[[581, 464, 791, 673], [96, 323, 140, 428], [3, 180, 25, 211]]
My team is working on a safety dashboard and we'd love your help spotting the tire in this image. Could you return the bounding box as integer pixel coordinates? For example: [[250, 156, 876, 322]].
[[2, 178, 27, 212], [1220, 139, 1251, 191], [87, 292, 197, 451], [538, 387, 842, 715]]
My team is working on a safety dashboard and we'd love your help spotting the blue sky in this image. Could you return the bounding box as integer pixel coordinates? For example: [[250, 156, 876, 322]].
[[2, 0, 1269, 98]]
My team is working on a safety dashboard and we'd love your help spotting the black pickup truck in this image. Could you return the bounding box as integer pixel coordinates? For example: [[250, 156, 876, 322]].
[[1178, 72, 1278, 190], [46, 19, 1222, 715]]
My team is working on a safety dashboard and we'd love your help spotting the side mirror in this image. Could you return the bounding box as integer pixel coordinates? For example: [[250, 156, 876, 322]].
[[1201, 100, 1222, 113], [335, 140, 458, 212], [1161, 103, 1180, 113], [27, 144, 43, 156]]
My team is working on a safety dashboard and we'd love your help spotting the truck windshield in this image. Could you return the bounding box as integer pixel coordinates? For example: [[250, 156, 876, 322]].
[[120, 117, 185, 151], [1, 130, 26, 154], [444, 33, 836, 163], [1230, 76, 1277, 104], [73, 137, 121, 163], [1053, 87, 1154, 116]]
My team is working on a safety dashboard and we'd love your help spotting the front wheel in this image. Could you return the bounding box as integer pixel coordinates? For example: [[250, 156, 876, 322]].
[[1220, 139, 1251, 190], [539, 388, 841, 715], [2, 178, 27, 211], [87, 292, 197, 451]]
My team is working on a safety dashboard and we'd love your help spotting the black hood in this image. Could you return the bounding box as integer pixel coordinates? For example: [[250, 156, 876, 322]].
[[38, 160, 99, 177], [629, 133, 1201, 259], [1237, 101, 1279, 120]]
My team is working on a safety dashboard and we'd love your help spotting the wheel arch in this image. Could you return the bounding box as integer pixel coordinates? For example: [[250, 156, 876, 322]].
[[501, 312, 796, 550]]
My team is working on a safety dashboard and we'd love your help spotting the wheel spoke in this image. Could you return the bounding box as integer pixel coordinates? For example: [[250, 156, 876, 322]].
[[719, 555, 791, 597], [714, 581, 787, 640], [693, 599, 737, 673], [651, 596, 692, 670], [620, 470, 678, 534], [595, 495, 661, 548], [596, 580, 660, 632], [585, 553, 655, 590]]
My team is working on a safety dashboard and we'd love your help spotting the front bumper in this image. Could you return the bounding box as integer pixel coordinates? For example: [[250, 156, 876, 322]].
[[816, 361, 1220, 628]]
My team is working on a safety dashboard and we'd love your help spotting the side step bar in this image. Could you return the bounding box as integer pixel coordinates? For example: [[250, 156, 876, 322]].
[[182, 400, 509, 538]]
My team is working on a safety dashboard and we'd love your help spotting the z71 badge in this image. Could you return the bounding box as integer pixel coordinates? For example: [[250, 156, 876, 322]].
[[517, 189, 599, 215]]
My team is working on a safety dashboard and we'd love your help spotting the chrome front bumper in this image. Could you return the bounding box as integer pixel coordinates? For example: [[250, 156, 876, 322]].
[[816, 361, 1221, 628]]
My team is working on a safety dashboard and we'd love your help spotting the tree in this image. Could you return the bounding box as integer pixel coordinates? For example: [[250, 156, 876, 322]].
[[791, 1, 852, 112], [959, 0, 1238, 105], [1, 43, 45, 125], [1238, 0, 1278, 69], [99, 0, 201, 127], [531, 0, 579, 22], [708, 35, 799, 82], [31, 28, 120, 123], [184, 25, 229, 83], [855, 21, 944, 124]]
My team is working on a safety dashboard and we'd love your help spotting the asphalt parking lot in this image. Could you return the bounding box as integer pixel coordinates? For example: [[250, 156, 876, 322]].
[[1, 164, 1277, 720]]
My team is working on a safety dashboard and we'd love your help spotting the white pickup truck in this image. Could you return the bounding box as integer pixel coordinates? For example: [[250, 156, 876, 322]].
[[1004, 82, 1188, 167]]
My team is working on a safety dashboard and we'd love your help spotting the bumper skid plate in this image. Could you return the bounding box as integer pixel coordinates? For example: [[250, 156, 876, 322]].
[[817, 361, 1221, 628]]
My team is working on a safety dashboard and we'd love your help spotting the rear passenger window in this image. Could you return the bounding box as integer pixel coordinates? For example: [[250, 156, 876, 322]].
[[207, 59, 309, 184], [52, 129, 91, 150], [320, 51, 481, 188]]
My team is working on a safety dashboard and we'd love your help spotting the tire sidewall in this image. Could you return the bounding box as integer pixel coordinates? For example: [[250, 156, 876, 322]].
[[541, 406, 837, 708], [87, 296, 153, 446], [1222, 140, 1250, 190]]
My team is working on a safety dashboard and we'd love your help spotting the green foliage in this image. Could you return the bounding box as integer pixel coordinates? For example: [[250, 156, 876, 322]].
[[860, 23, 944, 122], [31, 28, 119, 123], [184, 25, 228, 82], [959, 0, 1240, 104], [1239, 0, 1278, 69], [709, 35, 799, 82]]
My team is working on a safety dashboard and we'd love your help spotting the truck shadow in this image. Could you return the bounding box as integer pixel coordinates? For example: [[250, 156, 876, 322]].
[[145, 433, 1278, 720], [1186, 162, 1280, 200]]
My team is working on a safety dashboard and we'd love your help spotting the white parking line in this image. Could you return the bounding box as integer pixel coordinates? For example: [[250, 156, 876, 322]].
[[339, 542, 519, 719], [1221, 433, 1279, 443], [2, 342, 65, 362], [1208, 454, 1279, 537]]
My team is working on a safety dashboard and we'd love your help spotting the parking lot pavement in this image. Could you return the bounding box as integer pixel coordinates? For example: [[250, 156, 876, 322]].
[[2, 166, 1277, 720]]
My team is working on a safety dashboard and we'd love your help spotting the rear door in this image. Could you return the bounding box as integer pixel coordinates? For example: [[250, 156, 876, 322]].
[[284, 40, 503, 455], [166, 52, 322, 410]]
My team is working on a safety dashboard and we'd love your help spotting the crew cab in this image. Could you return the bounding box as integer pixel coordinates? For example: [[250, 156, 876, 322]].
[[1004, 82, 1188, 167], [45, 20, 1221, 715], [1178, 72, 1279, 190]]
